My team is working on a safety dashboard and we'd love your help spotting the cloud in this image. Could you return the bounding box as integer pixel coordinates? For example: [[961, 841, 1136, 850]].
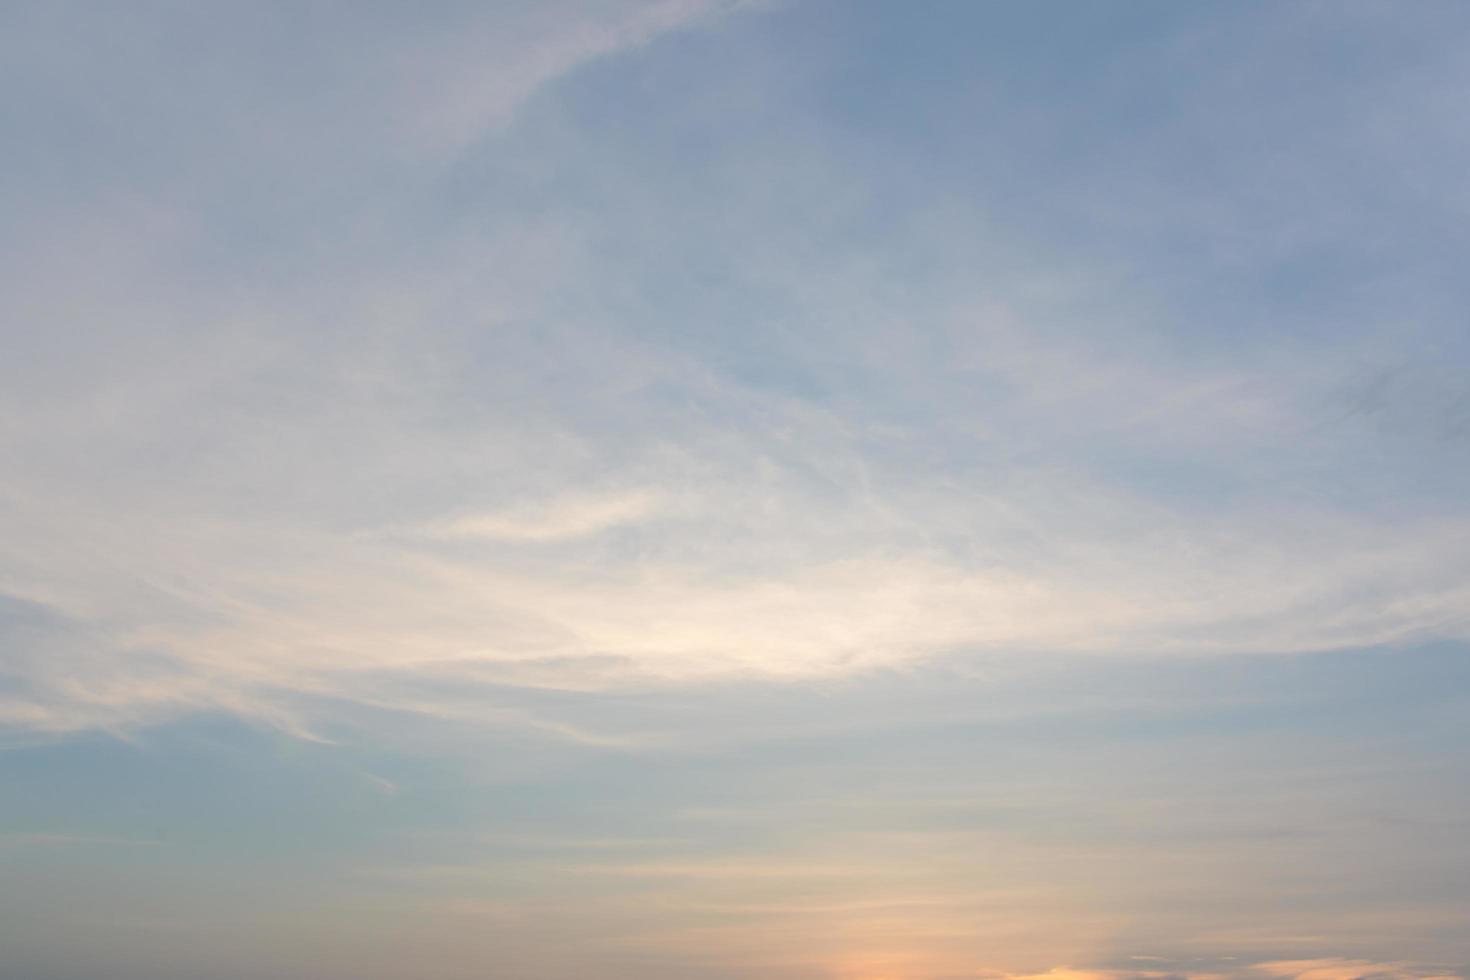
[[970, 965, 1466, 980], [3, 0, 1470, 744], [996, 970, 1195, 980], [397, 0, 767, 151], [1254, 961, 1463, 980], [418, 488, 666, 542]]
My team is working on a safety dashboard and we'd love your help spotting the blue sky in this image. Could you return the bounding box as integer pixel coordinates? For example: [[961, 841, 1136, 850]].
[[2, 3, 1469, 978]]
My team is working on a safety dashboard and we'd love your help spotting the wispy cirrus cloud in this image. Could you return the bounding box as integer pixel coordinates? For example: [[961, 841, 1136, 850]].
[[3, 0, 1470, 751], [417, 488, 667, 542], [397, 0, 770, 151], [3, 6, 1470, 980]]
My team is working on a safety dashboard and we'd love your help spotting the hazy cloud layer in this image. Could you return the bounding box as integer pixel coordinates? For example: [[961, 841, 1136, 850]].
[[2, 4, 1469, 978]]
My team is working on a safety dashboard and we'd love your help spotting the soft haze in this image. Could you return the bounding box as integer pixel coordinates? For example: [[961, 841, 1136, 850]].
[[2, 2, 1468, 979]]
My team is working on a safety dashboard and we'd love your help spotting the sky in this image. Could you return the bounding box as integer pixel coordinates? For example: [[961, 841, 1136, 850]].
[[2, 2, 1469, 978]]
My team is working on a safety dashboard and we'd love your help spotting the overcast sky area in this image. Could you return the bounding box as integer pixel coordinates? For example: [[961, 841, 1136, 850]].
[[3, 2, 1470, 978]]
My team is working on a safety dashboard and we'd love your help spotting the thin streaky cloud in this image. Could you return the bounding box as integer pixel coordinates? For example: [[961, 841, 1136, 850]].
[[1, 3, 1468, 979]]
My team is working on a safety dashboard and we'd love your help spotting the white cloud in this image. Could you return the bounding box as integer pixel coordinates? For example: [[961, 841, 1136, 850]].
[[3, 0, 1470, 743], [397, 0, 765, 151], [419, 488, 666, 542]]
